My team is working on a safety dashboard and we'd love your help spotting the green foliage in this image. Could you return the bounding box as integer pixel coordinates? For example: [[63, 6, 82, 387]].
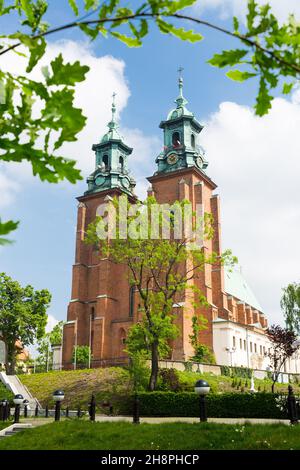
[[207, 0, 300, 115], [0, 218, 19, 245], [73, 345, 91, 367], [157, 368, 182, 392], [220, 365, 231, 377], [281, 282, 300, 335], [0, 272, 51, 374], [226, 70, 257, 82], [156, 18, 203, 42], [118, 391, 289, 419], [85, 195, 235, 390], [191, 344, 216, 364], [231, 367, 252, 379], [0, 381, 14, 403], [126, 351, 150, 391], [36, 320, 64, 368], [0, 0, 299, 240]]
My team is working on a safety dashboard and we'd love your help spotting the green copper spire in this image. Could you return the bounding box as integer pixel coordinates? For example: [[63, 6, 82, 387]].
[[85, 93, 136, 196], [155, 69, 208, 174], [175, 66, 188, 108]]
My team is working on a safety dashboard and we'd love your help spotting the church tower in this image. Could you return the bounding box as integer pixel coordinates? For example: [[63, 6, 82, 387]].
[[148, 71, 229, 359], [62, 96, 137, 368]]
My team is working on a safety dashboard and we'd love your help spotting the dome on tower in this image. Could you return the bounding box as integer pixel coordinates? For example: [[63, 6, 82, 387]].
[[166, 70, 193, 121]]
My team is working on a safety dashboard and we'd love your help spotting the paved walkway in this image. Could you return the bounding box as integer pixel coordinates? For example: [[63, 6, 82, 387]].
[[19, 416, 290, 427]]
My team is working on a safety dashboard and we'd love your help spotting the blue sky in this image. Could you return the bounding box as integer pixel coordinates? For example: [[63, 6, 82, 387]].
[[1, 1, 300, 343]]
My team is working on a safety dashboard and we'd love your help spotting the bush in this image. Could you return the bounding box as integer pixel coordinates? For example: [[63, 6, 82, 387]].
[[220, 366, 231, 377], [192, 345, 216, 365], [0, 382, 14, 403], [158, 368, 182, 392], [119, 392, 288, 419]]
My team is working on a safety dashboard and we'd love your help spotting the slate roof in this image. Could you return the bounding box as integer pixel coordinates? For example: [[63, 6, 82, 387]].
[[224, 265, 263, 312]]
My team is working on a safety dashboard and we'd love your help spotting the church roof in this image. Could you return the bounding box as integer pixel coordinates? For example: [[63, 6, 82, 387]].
[[224, 265, 263, 312]]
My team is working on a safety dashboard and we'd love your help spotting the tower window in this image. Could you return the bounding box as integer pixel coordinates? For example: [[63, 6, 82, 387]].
[[172, 132, 181, 147], [102, 154, 109, 170], [191, 134, 195, 148], [119, 156, 124, 172]]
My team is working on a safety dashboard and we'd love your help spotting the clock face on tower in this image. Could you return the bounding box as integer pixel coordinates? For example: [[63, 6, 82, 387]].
[[167, 153, 178, 165], [122, 177, 130, 189], [95, 175, 105, 186], [196, 156, 203, 169]]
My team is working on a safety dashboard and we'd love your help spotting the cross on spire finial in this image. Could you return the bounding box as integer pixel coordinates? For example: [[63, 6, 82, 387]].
[[178, 66, 184, 80], [111, 91, 117, 123]]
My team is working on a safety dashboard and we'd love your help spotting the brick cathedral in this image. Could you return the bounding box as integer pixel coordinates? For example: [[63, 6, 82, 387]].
[[62, 76, 268, 369]]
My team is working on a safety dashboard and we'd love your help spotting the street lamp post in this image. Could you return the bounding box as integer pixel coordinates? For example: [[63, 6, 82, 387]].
[[13, 394, 24, 424], [53, 390, 64, 422], [194, 380, 210, 423], [23, 399, 29, 418]]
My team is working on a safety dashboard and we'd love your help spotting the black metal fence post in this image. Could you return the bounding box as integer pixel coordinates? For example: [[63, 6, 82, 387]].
[[89, 395, 96, 422], [77, 406, 81, 418], [66, 406, 69, 418], [287, 385, 299, 425], [14, 404, 20, 424], [35, 404, 39, 417], [24, 404, 28, 418], [133, 393, 140, 425], [45, 404, 49, 418]]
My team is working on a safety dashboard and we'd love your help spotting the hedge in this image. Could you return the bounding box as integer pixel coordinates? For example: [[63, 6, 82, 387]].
[[118, 392, 289, 419]]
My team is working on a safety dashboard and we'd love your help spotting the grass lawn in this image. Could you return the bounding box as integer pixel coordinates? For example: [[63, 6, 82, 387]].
[[0, 420, 298, 450]]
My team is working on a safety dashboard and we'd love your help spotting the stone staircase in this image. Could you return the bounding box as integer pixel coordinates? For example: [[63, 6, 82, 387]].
[[0, 423, 32, 439], [0, 372, 40, 410]]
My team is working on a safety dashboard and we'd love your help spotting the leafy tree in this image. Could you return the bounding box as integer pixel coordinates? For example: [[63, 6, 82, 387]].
[[0, 272, 51, 374], [281, 283, 300, 335], [72, 345, 91, 367], [0, 0, 300, 241], [36, 320, 64, 369], [265, 324, 299, 393], [85, 196, 235, 390]]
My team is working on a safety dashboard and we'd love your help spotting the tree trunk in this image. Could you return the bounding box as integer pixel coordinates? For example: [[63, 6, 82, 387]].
[[148, 342, 159, 391], [5, 341, 16, 375], [271, 380, 275, 393]]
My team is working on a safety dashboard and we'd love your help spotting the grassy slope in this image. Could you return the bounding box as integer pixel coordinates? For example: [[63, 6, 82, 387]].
[[0, 420, 298, 450], [19, 368, 297, 410], [20, 367, 132, 408]]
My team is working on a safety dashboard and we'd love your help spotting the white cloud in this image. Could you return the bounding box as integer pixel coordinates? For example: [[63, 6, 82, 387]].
[[0, 40, 158, 204], [195, 0, 300, 22], [46, 313, 59, 333], [201, 91, 300, 325], [0, 170, 19, 209]]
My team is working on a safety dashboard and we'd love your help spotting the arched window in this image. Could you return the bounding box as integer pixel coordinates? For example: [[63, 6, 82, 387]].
[[172, 131, 180, 147], [102, 154, 109, 170], [129, 286, 135, 317], [119, 156, 124, 172], [91, 307, 95, 320], [191, 134, 195, 148], [119, 328, 127, 356]]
